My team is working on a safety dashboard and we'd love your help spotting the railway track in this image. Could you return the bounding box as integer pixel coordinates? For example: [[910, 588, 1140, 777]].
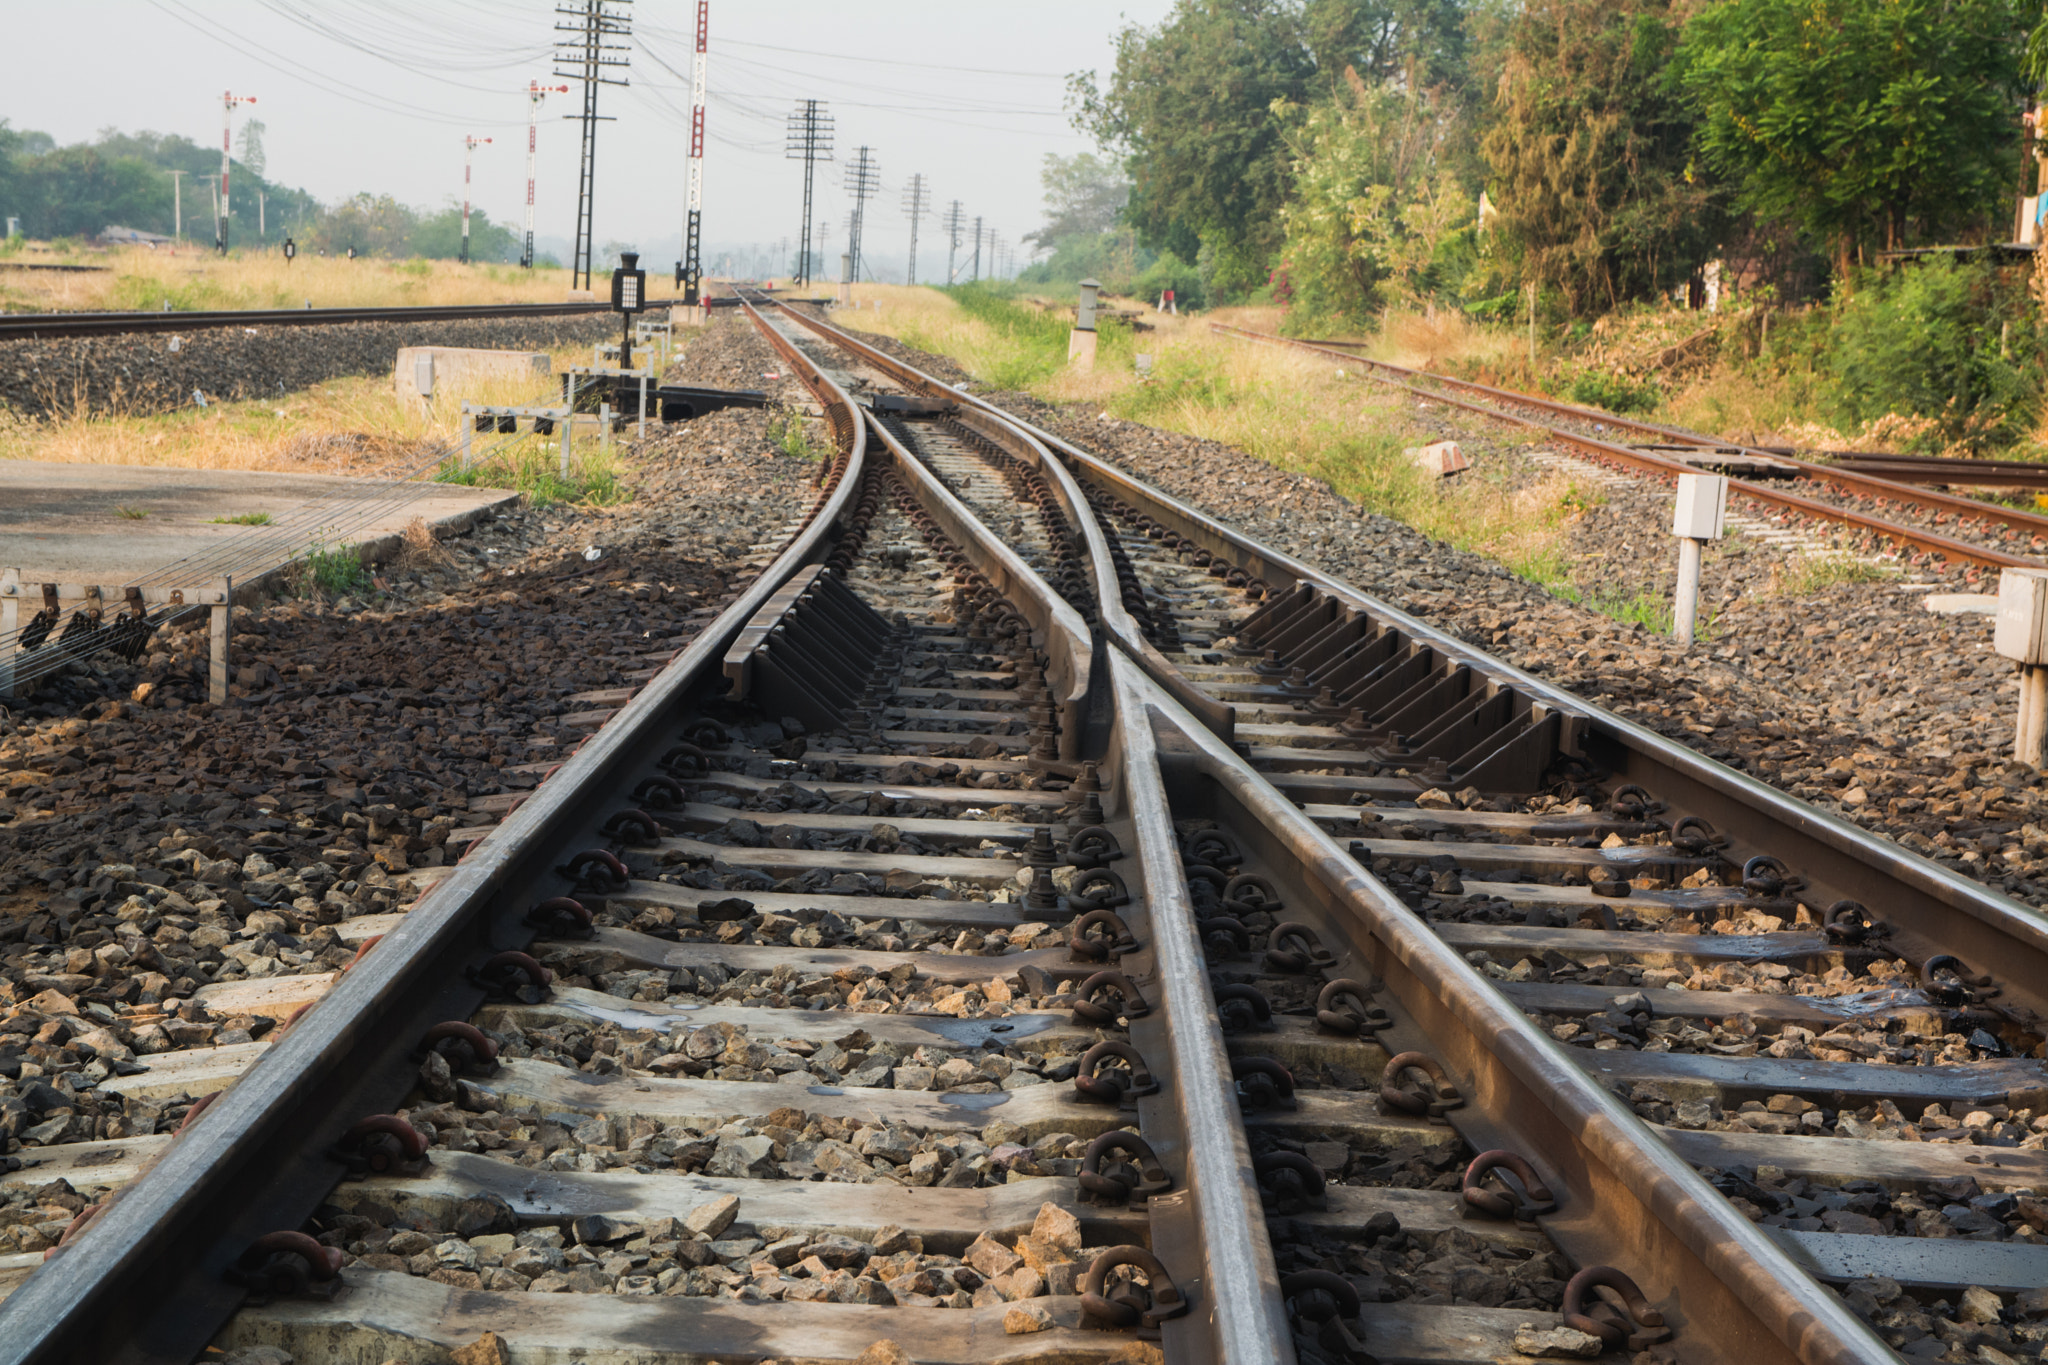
[[2, 297, 2043, 1365], [1215, 323, 2048, 573], [0, 299, 677, 342]]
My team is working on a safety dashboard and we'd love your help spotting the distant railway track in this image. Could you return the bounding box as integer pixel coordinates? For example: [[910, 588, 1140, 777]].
[[1218, 322, 2048, 572], [9, 293, 2047, 1365], [0, 299, 682, 342]]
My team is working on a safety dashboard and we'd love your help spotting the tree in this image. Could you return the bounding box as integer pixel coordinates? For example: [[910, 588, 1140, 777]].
[[1676, 0, 2026, 274], [1069, 0, 1472, 299], [1482, 0, 1722, 315], [1023, 153, 1129, 249], [305, 193, 416, 256], [1276, 70, 1467, 326]]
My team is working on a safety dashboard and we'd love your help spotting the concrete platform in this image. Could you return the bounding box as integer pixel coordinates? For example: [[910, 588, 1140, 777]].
[[0, 460, 517, 588]]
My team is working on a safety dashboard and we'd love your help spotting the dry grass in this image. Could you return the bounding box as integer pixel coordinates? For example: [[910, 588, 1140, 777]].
[[0, 244, 583, 314], [848, 285, 1598, 592], [0, 343, 586, 475]]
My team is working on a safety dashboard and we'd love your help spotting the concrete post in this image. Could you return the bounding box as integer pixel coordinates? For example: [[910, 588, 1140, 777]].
[[1068, 277, 1101, 371], [460, 407, 473, 473], [560, 407, 573, 480], [1670, 473, 1726, 647], [601, 401, 612, 453], [0, 568, 17, 700], [838, 253, 852, 306], [208, 576, 232, 706], [638, 373, 648, 441], [1996, 568, 2048, 767]]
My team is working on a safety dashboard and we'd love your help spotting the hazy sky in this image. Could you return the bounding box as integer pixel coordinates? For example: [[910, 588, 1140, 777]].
[[8, 1, 1173, 279]]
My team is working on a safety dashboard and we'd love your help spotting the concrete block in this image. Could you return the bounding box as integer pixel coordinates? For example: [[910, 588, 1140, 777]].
[[1924, 593, 1999, 616], [392, 347, 549, 417], [1403, 440, 1470, 478], [1066, 329, 1097, 371], [670, 304, 708, 328]]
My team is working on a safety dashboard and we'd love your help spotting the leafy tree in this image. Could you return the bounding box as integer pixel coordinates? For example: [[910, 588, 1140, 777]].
[[1070, 0, 1472, 299], [1276, 69, 1467, 326], [1023, 153, 1129, 249], [1481, 0, 1721, 315], [305, 193, 416, 257], [409, 206, 519, 262], [1676, 0, 2026, 274]]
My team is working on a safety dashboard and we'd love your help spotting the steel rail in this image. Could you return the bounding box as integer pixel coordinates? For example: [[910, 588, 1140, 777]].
[[0, 299, 681, 341], [759, 297, 1299, 1364], [760, 296, 1240, 742], [764, 302, 2039, 1363], [1211, 322, 2048, 570], [0, 299, 861, 1365], [1119, 653, 1893, 1365]]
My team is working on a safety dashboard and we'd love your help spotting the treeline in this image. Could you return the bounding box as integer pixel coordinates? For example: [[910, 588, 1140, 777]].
[[1048, 0, 2034, 328], [0, 123, 536, 263]]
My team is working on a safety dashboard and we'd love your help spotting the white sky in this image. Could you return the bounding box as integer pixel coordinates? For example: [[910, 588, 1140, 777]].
[[7, 1, 1173, 280]]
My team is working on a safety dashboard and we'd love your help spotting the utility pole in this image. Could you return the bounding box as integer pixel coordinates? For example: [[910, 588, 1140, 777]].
[[971, 215, 983, 282], [258, 190, 266, 240], [901, 173, 928, 286], [553, 0, 632, 293], [169, 170, 185, 244], [461, 135, 492, 263], [942, 200, 965, 282], [218, 91, 255, 255], [843, 146, 879, 284], [676, 0, 708, 303], [783, 99, 833, 288], [523, 81, 568, 269]]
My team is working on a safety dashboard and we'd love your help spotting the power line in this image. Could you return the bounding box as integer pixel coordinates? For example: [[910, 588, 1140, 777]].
[[901, 173, 928, 287], [842, 146, 879, 286], [784, 99, 832, 288]]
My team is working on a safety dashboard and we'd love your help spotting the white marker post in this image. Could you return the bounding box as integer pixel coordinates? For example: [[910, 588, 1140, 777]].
[[1671, 473, 1727, 645], [1996, 568, 2048, 767]]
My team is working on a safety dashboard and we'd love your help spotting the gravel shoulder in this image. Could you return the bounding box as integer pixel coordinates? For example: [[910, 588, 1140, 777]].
[[0, 313, 817, 1171]]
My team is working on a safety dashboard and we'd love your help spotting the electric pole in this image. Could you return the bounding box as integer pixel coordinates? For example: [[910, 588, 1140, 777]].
[[901, 173, 928, 286], [784, 99, 833, 288], [218, 91, 255, 255], [553, 0, 632, 292], [971, 215, 983, 282], [461, 135, 491, 263], [843, 146, 879, 284], [523, 81, 568, 269], [942, 199, 965, 283], [169, 170, 185, 244], [676, 0, 708, 303]]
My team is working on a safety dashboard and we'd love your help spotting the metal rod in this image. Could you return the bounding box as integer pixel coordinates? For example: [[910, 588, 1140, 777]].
[[208, 576, 231, 706]]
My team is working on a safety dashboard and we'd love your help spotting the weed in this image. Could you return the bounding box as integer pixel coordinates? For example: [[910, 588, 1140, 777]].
[[115, 505, 148, 519], [439, 440, 628, 509], [766, 406, 824, 461], [209, 511, 272, 525], [299, 530, 371, 598], [1562, 368, 1662, 415], [1776, 553, 1896, 595]]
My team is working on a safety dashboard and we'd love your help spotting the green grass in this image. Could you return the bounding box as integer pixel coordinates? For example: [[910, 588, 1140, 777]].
[[1777, 552, 1896, 594], [438, 439, 629, 509], [301, 531, 371, 598], [767, 406, 826, 461], [209, 511, 273, 525], [114, 505, 148, 519], [901, 284, 1134, 391]]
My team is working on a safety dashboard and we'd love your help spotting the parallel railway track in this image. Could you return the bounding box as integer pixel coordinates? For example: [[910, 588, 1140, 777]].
[[4, 296, 2045, 1365], [1215, 323, 2048, 573], [0, 299, 678, 342]]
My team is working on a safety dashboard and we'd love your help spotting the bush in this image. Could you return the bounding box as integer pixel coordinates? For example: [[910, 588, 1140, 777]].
[[1562, 368, 1662, 415], [1827, 257, 2043, 451], [1133, 250, 1204, 310]]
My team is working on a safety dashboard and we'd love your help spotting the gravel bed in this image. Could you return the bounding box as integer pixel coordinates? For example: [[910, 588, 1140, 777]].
[[0, 315, 817, 1170], [0, 313, 617, 421]]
